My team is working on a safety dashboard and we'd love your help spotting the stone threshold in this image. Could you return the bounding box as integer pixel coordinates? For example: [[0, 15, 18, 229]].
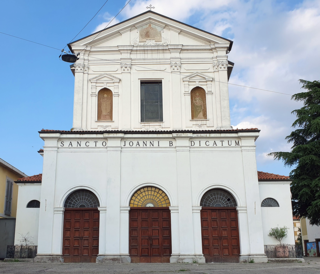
[[268, 258, 305, 263]]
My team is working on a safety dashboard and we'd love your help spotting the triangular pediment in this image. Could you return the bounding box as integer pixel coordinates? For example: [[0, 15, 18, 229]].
[[183, 73, 213, 82], [69, 11, 232, 50], [89, 73, 121, 83]]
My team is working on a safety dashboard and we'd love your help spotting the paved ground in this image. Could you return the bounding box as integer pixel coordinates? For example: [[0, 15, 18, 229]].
[[1, 257, 320, 274]]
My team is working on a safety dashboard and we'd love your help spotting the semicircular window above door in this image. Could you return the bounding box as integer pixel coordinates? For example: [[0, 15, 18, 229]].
[[200, 188, 237, 207], [130, 186, 170, 207]]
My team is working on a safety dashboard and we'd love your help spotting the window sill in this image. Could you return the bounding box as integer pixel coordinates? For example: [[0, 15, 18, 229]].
[[190, 119, 209, 121], [95, 120, 114, 123], [140, 122, 164, 124]]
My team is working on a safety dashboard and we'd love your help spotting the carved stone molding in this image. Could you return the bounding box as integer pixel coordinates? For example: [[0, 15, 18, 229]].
[[171, 61, 181, 71], [213, 60, 228, 71], [182, 72, 213, 94], [89, 73, 121, 95], [73, 63, 89, 73], [121, 62, 131, 72]]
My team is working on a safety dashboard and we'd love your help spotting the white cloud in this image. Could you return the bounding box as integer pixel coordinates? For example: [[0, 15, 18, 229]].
[[122, 0, 237, 22], [93, 12, 120, 33]]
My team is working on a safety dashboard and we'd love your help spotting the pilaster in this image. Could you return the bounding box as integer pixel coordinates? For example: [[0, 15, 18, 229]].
[[170, 57, 182, 129], [98, 207, 107, 255], [213, 57, 231, 129], [82, 49, 90, 130], [169, 206, 179, 262], [105, 137, 122, 256], [37, 135, 59, 255], [51, 207, 65, 255], [175, 136, 196, 261], [192, 206, 204, 261], [120, 59, 132, 129], [120, 206, 131, 262], [240, 135, 267, 262], [73, 62, 85, 130]]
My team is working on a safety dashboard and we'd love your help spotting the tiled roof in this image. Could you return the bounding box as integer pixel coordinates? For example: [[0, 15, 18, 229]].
[[15, 172, 289, 184], [16, 174, 42, 183], [39, 128, 260, 134], [257, 171, 290, 181]]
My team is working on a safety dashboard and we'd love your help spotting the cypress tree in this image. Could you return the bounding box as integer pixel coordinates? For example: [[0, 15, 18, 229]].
[[270, 80, 320, 225]]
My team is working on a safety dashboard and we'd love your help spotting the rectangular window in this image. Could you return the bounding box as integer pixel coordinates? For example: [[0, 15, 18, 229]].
[[4, 179, 13, 216], [140, 82, 163, 122]]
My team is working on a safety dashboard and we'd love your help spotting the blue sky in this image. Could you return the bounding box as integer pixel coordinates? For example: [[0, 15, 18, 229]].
[[1, 0, 319, 177]]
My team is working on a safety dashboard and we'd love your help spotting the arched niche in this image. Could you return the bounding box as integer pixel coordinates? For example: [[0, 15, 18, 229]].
[[200, 188, 237, 207], [130, 186, 170, 207], [191, 87, 207, 120], [98, 88, 113, 121], [64, 189, 100, 208]]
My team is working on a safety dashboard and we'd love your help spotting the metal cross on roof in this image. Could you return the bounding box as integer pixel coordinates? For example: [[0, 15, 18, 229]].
[[146, 4, 155, 11]]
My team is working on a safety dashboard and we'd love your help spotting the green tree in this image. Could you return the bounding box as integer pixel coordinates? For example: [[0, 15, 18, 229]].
[[270, 80, 320, 225]]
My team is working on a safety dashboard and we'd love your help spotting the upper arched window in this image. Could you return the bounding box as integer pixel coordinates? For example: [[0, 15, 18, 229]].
[[191, 87, 207, 120], [200, 188, 237, 207], [261, 198, 279, 207], [98, 88, 113, 121], [130, 186, 170, 207], [64, 190, 100, 208], [27, 200, 40, 208]]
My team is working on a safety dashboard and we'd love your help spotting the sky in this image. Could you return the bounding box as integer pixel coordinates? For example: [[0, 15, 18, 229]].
[[0, 0, 319, 177]]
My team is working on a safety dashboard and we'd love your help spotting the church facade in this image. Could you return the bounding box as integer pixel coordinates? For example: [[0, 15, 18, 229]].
[[14, 11, 295, 263]]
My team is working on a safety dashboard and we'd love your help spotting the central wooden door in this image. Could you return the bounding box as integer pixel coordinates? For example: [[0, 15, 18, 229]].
[[129, 208, 171, 263], [201, 208, 240, 263], [63, 208, 99, 263]]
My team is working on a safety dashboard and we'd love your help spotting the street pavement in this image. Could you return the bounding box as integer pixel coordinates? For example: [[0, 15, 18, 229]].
[[1, 257, 320, 274]]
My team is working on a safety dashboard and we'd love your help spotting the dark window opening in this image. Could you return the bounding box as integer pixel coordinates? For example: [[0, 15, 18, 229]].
[[261, 198, 279, 207], [141, 82, 163, 122], [27, 200, 40, 208]]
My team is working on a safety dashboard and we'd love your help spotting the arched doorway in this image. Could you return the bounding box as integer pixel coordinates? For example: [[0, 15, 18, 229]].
[[129, 186, 171, 263], [62, 190, 100, 263], [200, 188, 240, 263]]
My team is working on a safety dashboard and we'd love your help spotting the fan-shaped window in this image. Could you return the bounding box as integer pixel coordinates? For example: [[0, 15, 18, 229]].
[[200, 189, 237, 207], [130, 186, 170, 207], [64, 190, 100, 208], [27, 200, 40, 208], [261, 198, 279, 207]]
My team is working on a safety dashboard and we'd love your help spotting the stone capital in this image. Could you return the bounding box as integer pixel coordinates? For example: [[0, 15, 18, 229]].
[[213, 60, 228, 71], [121, 62, 131, 72]]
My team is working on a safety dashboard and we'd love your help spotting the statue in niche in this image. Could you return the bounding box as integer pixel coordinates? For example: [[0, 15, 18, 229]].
[[139, 24, 162, 42], [98, 88, 113, 121], [191, 87, 207, 120]]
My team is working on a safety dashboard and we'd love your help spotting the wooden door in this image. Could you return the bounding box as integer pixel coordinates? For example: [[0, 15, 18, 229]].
[[201, 208, 240, 263], [129, 208, 171, 263], [63, 208, 99, 263]]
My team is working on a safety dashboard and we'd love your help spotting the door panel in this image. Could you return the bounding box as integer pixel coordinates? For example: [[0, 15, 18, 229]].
[[63, 209, 99, 263], [201, 208, 240, 263], [129, 208, 171, 263]]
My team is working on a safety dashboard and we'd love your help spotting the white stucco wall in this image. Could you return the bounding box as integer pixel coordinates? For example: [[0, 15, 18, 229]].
[[34, 132, 271, 262], [14, 183, 41, 245], [306, 219, 320, 242], [69, 12, 232, 131], [259, 181, 295, 245]]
